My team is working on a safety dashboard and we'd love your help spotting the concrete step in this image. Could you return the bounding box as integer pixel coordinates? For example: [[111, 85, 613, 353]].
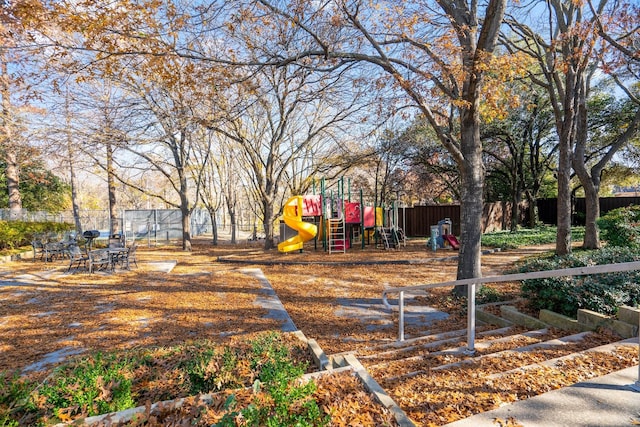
[[431, 331, 594, 372], [358, 326, 522, 367], [485, 337, 638, 380], [330, 327, 469, 359], [358, 327, 515, 361], [370, 329, 589, 382]]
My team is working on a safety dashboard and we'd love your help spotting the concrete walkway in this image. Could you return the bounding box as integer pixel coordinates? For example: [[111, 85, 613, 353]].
[[241, 268, 298, 332], [444, 365, 640, 427]]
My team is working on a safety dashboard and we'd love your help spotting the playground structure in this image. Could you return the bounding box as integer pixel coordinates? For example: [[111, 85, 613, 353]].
[[278, 178, 406, 253], [428, 218, 460, 251]]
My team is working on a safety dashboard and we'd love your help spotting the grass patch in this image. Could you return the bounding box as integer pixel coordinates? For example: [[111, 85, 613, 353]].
[[0, 332, 322, 426], [482, 226, 585, 250]]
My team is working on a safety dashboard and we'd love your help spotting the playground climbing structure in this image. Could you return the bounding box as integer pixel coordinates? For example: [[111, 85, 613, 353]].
[[277, 177, 407, 254]]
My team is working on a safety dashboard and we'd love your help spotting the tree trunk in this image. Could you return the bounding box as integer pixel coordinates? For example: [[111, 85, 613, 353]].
[[511, 180, 522, 232], [556, 142, 573, 255], [181, 205, 192, 251], [573, 77, 600, 249], [65, 93, 83, 236], [454, 107, 484, 296], [5, 150, 22, 220], [262, 200, 275, 250], [68, 146, 83, 235], [207, 208, 218, 245], [226, 195, 237, 244], [581, 181, 600, 248], [1, 59, 21, 220], [525, 190, 539, 228], [106, 142, 119, 235], [178, 170, 192, 251], [555, 64, 578, 256], [176, 154, 193, 251], [230, 217, 236, 244]]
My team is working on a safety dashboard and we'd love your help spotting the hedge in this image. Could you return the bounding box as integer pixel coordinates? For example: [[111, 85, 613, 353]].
[[0, 221, 75, 250], [516, 247, 640, 317]]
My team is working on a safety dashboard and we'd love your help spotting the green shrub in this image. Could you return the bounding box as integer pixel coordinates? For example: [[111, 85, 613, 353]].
[[597, 205, 640, 248], [518, 247, 640, 316], [0, 221, 74, 250], [476, 286, 505, 304], [182, 345, 244, 395], [0, 371, 36, 427]]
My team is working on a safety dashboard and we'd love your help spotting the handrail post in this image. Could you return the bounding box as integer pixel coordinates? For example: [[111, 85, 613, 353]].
[[633, 304, 640, 392], [466, 282, 476, 354], [399, 291, 405, 341]]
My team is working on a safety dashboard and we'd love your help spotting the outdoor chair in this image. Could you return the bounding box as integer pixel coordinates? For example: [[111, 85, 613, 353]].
[[44, 242, 67, 261], [112, 241, 138, 270], [30, 238, 46, 262], [88, 249, 111, 273], [108, 234, 125, 248], [117, 241, 138, 270], [108, 245, 131, 270], [66, 244, 89, 272]]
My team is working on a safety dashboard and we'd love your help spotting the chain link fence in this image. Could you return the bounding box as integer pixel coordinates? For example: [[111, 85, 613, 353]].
[[123, 209, 213, 244], [1, 208, 213, 243]]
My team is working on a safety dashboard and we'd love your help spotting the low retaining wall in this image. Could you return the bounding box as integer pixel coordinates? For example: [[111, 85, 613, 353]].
[[479, 304, 640, 339]]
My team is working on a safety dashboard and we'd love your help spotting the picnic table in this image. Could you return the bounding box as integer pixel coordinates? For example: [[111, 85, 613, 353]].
[[88, 246, 131, 273], [31, 232, 78, 262]]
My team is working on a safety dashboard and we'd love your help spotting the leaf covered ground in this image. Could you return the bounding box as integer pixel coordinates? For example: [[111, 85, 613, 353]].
[[0, 238, 636, 426]]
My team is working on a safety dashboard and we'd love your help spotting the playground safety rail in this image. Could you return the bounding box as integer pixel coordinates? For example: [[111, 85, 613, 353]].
[[381, 260, 640, 391]]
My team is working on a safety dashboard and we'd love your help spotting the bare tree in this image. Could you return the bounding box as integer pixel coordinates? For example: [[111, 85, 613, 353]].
[[208, 65, 368, 249], [0, 4, 42, 220], [117, 75, 204, 251], [64, 88, 83, 235], [65, 79, 130, 236], [251, 0, 507, 286], [503, 0, 640, 253], [215, 137, 253, 245], [0, 55, 21, 219], [194, 130, 224, 245]]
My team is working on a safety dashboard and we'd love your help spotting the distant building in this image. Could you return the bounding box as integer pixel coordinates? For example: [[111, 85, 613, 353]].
[[613, 185, 640, 197]]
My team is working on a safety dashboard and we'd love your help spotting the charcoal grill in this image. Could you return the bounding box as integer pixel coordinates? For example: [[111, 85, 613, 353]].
[[83, 230, 100, 250]]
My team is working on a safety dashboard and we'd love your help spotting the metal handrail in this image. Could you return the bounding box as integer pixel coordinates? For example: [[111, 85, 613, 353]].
[[382, 260, 640, 389]]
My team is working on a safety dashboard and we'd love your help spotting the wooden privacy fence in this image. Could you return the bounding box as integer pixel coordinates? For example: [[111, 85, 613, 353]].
[[398, 197, 640, 237], [537, 197, 640, 226], [400, 205, 460, 237], [398, 202, 520, 237]]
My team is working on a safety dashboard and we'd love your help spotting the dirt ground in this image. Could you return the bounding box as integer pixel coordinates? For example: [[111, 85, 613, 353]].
[[0, 238, 552, 377]]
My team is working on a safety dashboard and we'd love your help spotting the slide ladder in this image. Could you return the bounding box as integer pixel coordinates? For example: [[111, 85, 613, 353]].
[[327, 218, 346, 254], [352, 226, 361, 245], [376, 227, 397, 250]]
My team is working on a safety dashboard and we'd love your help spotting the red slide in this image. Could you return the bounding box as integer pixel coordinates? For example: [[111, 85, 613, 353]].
[[443, 234, 460, 250]]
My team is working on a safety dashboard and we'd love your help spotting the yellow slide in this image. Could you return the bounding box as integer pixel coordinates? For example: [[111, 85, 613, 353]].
[[278, 196, 318, 253]]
